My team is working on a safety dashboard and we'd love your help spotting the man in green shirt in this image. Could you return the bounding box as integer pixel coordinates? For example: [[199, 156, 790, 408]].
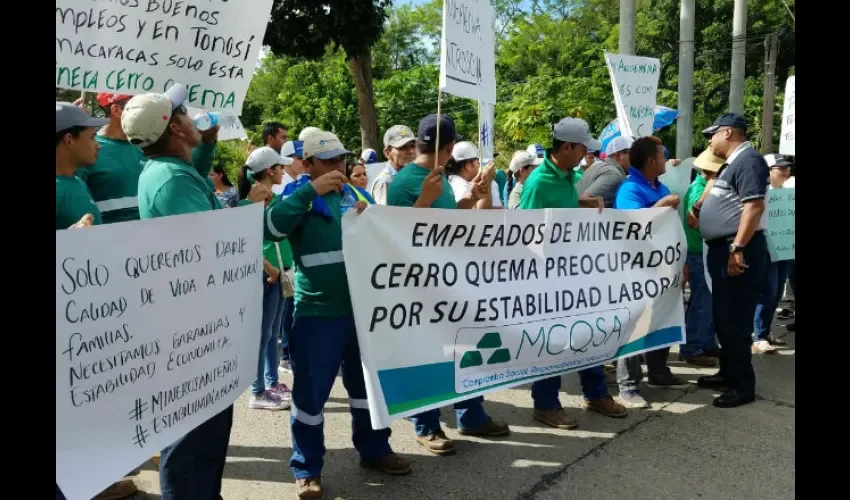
[[519, 117, 628, 428], [263, 131, 411, 500], [76, 93, 148, 224], [56, 102, 108, 230], [387, 114, 511, 457]]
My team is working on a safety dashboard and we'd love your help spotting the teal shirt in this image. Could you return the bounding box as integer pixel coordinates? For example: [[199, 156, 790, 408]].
[[683, 175, 708, 254], [56, 175, 102, 229], [386, 161, 457, 208], [494, 169, 507, 204], [76, 135, 147, 224], [519, 155, 579, 209], [264, 183, 350, 317], [138, 143, 220, 218]]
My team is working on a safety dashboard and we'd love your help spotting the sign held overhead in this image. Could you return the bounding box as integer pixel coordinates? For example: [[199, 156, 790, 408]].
[[439, 0, 497, 104]]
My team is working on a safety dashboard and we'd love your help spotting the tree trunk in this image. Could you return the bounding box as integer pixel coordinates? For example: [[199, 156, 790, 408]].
[[347, 49, 380, 151]]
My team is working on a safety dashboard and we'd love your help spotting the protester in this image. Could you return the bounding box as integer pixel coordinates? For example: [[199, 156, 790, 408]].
[[447, 141, 501, 209], [613, 136, 690, 408], [697, 113, 769, 408], [752, 153, 794, 353], [506, 150, 542, 209], [370, 125, 417, 204], [519, 117, 628, 425], [76, 93, 146, 224], [263, 121, 288, 153], [494, 167, 508, 205], [347, 162, 369, 190], [211, 164, 239, 207], [576, 135, 633, 207], [261, 130, 410, 498], [274, 140, 308, 195], [680, 149, 723, 367], [387, 114, 510, 455]]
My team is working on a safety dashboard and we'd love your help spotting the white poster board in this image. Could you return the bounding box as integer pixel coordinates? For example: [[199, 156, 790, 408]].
[[55, 0, 273, 114], [479, 101, 496, 162], [659, 158, 694, 218], [779, 76, 795, 156], [439, 0, 497, 103], [605, 53, 662, 138], [56, 204, 264, 500], [187, 106, 248, 141], [343, 206, 687, 429]]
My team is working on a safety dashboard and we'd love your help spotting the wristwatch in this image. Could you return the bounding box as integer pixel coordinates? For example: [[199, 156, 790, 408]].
[[729, 242, 744, 254]]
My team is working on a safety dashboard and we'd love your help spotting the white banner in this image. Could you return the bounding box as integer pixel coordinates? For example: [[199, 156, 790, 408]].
[[779, 76, 795, 156], [55, 0, 274, 114], [479, 101, 496, 162], [604, 53, 661, 138], [439, 0, 497, 103], [187, 106, 248, 141], [56, 203, 264, 500], [342, 206, 687, 429]]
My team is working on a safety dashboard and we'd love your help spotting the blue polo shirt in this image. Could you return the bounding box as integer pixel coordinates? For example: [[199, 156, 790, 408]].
[[614, 167, 671, 209]]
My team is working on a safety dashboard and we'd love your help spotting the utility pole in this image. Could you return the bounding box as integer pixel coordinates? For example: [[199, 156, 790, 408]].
[[729, 0, 747, 114], [619, 0, 636, 55], [676, 0, 695, 159], [760, 33, 779, 153]]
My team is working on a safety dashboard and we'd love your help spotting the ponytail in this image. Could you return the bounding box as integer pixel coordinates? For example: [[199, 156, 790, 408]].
[[506, 170, 515, 196], [237, 165, 253, 200]]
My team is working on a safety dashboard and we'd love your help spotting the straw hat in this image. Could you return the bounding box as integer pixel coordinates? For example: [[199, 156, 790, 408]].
[[693, 148, 724, 172]]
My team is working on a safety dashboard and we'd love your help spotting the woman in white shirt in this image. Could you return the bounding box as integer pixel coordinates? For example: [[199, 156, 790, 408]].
[[446, 141, 502, 208]]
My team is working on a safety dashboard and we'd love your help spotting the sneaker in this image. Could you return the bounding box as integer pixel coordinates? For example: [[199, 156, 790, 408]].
[[295, 477, 323, 500], [647, 374, 691, 390], [414, 430, 456, 456], [583, 396, 628, 418], [267, 383, 292, 402], [279, 359, 293, 374], [457, 417, 511, 437], [618, 390, 650, 409], [249, 391, 289, 411], [533, 408, 579, 429], [752, 340, 777, 354], [360, 452, 413, 476], [681, 354, 717, 367]]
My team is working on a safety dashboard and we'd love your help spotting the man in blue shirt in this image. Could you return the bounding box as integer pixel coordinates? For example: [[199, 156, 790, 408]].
[[613, 136, 689, 409]]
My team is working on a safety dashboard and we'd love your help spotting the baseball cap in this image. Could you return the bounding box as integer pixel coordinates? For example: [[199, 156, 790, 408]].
[[417, 114, 457, 148], [303, 131, 351, 160], [604, 135, 634, 156], [56, 102, 108, 133], [764, 153, 792, 168], [361, 148, 378, 164], [527, 143, 545, 158], [281, 140, 304, 158], [693, 149, 724, 172], [97, 93, 132, 108], [121, 83, 189, 148], [384, 125, 416, 148], [552, 117, 602, 151], [246, 146, 292, 173], [452, 141, 479, 162], [702, 113, 747, 137], [298, 126, 322, 141], [509, 150, 543, 173]]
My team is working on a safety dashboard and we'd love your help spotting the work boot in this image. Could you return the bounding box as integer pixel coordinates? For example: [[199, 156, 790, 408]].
[[457, 417, 511, 437], [360, 452, 413, 476], [295, 478, 323, 500], [584, 396, 628, 418], [414, 430, 456, 455], [532, 408, 579, 429], [681, 354, 717, 367], [94, 479, 138, 500]]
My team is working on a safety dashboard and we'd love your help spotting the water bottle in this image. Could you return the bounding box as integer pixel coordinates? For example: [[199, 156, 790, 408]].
[[193, 112, 238, 131], [340, 188, 357, 214]]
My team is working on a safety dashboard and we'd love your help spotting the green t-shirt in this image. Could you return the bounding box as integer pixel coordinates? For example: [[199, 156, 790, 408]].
[[76, 135, 147, 224], [519, 155, 579, 209], [240, 197, 295, 270], [494, 169, 507, 204], [573, 167, 583, 185], [386, 161, 457, 208], [683, 175, 708, 254], [138, 143, 221, 218], [56, 175, 102, 229]]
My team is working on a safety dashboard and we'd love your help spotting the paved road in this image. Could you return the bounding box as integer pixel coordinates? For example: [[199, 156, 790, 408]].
[[131, 322, 795, 500]]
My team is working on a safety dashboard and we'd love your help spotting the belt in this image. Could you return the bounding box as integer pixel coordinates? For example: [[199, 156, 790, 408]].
[[706, 230, 764, 246]]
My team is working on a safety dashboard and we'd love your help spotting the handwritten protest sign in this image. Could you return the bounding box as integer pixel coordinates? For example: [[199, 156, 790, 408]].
[[605, 53, 661, 138], [187, 106, 248, 141], [56, 204, 263, 500], [779, 76, 795, 156], [55, 0, 273, 114], [766, 188, 795, 261], [343, 206, 686, 429], [439, 0, 497, 103], [479, 101, 496, 162]]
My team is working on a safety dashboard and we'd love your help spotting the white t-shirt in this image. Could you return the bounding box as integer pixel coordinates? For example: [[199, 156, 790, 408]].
[[448, 176, 503, 208], [272, 172, 296, 195]]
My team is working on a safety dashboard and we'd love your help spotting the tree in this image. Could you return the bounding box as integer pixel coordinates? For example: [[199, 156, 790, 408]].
[[264, 0, 392, 150]]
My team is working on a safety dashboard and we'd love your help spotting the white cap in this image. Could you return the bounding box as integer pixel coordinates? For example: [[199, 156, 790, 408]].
[[452, 141, 479, 162], [121, 83, 189, 148], [298, 126, 322, 141], [552, 117, 602, 151], [361, 148, 378, 164], [604, 135, 634, 156], [526, 143, 545, 157], [246, 146, 291, 173], [303, 131, 351, 160], [383, 125, 416, 148], [509, 150, 543, 173]]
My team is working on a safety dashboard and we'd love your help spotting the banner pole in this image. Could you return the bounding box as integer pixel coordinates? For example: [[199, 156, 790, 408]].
[[434, 90, 442, 171]]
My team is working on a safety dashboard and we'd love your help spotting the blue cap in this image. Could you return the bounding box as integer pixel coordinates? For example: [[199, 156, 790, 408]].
[[417, 114, 457, 148], [702, 113, 747, 137], [281, 140, 304, 158]]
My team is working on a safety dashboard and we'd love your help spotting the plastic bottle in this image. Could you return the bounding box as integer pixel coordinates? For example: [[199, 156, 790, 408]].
[[193, 112, 238, 131], [340, 188, 358, 214]]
